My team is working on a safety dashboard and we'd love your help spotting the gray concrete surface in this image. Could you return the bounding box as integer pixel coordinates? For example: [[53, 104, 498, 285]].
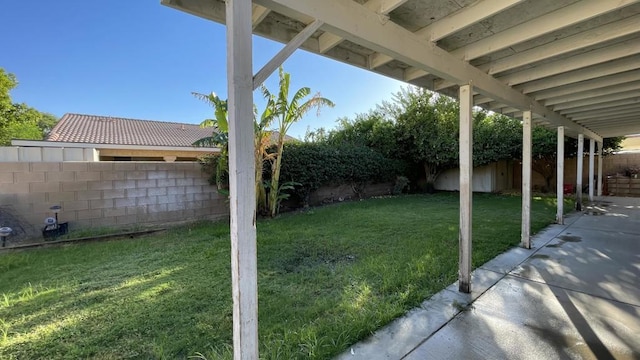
[[337, 196, 640, 360]]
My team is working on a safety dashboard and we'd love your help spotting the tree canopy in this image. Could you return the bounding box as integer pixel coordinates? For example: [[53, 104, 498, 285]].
[[0, 68, 58, 146], [309, 86, 624, 192]]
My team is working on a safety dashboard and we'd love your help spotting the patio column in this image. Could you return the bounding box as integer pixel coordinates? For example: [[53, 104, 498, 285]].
[[521, 111, 532, 249], [459, 83, 473, 294], [226, 0, 259, 359], [576, 134, 584, 211], [597, 141, 604, 196], [588, 139, 595, 202], [556, 126, 565, 225]]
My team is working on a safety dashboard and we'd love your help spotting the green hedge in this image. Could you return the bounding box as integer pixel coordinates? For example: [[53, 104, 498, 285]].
[[275, 143, 406, 203]]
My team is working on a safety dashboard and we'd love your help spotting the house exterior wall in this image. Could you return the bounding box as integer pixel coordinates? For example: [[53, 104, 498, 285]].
[[0, 162, 229, 242]]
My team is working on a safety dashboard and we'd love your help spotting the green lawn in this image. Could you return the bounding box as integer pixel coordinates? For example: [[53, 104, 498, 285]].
[[0, 193, 564, 359]]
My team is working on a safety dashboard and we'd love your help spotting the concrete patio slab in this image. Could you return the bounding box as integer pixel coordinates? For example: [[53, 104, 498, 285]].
[[404, 276, 640, 360], [335, 196, 640, 359]]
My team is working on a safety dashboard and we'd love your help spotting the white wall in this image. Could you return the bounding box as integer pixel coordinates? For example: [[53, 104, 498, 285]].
[[0, 147, 98, 162], [435, 161, 511, 192]]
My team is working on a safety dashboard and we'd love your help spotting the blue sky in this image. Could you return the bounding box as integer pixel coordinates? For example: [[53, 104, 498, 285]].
[[1, 0, 406, 139]]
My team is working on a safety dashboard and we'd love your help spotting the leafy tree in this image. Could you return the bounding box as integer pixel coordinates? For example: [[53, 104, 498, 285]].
[[322, 112, 398, 158], [0, 68, 58, 145], [473, 113, 522, 166], [395, 89, 460, 192], [262, 67, 334, 217]]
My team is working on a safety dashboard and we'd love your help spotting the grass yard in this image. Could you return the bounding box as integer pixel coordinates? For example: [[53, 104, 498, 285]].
[[0, 193, 565, 359]]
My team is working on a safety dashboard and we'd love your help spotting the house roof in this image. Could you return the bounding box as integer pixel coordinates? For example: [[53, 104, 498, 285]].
[[47, 113, 215, 147]]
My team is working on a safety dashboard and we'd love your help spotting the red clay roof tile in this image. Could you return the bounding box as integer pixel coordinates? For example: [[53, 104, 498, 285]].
[[47, 113, 215, 147]]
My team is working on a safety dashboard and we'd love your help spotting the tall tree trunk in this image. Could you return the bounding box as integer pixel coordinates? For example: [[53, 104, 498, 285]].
[[424, 163, 440, 193], [269, 139, 286, 217]]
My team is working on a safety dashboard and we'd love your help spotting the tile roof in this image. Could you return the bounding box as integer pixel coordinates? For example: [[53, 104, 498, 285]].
[[47, 113, 217, 147]]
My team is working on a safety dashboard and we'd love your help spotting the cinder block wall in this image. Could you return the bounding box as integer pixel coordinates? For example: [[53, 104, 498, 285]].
[[0, 162, 228, 240]]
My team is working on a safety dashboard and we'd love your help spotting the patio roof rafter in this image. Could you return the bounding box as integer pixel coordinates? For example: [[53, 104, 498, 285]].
[[484, 14, 640, 76], [532, 70, 640, 101], [451, 0, 638, 62], [253, 0, 602, 142], [544, 81, 640, 106], [369, 0, 525, 69], [516, 55, 640, 95], [318, 0, 408, 54]]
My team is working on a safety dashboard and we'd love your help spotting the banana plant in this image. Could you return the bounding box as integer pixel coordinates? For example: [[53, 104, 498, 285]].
[[262, 67, 334, 217]]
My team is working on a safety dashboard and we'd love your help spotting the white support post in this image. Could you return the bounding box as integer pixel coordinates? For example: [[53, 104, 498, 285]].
[[521, 111, 532, 249], [556, 126, 565, 224], [459, 83, 473, 294], [588, 139, 595, 202], [576, 134, 584, 211], [597, 141, 603, 196], [227, 0, 259, 359]]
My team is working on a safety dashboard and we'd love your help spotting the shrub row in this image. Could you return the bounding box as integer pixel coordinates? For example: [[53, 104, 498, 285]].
[[275, 143, 406, 204]]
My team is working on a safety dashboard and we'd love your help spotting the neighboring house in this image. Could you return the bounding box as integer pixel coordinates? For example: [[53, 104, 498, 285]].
[[7, 113, 219, 162]]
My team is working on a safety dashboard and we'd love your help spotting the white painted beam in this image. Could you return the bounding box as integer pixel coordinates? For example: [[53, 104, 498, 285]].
[[544, 81, 640, 106], [557, 126, 565, 225], [589, 139, 595, 202], [532, 70, 640, 101], [553, 90, 640, 111], [576, 134, 584, 211], [318, 33, 344, 53], [579, 115, 640, 124], [485, 14, 640, 75], [318, 0, 408, 54], [254, 0, 602, 142], [598, 127, 640, 137], [450, 0, 639, 61], [252, 4, 271, 28], [597, 142, 603, 196], [404, 67, 428, 82], [517, 56, 640, 94], [430, 0, 524, 42], [226, 0, 258, 359], [571, 107, 640, 121], [473, 95, 493, 105], [560, 98, 640, 115], [370, 0, 524, 69], [459, 84, 473, 294], [521, 110, 532, 249], [499, 40, 640, 86], [599, 131, 640, 138], [379, 0, 409, 14], [253, 19, 324, 89]]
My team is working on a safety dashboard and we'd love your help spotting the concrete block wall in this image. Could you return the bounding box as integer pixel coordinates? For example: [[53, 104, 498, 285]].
[[0, 162, 228, 239], [603, 153, 640, 176]]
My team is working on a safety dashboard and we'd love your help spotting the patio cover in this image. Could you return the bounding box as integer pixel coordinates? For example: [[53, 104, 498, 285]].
[[163, 0, 640, 138]]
